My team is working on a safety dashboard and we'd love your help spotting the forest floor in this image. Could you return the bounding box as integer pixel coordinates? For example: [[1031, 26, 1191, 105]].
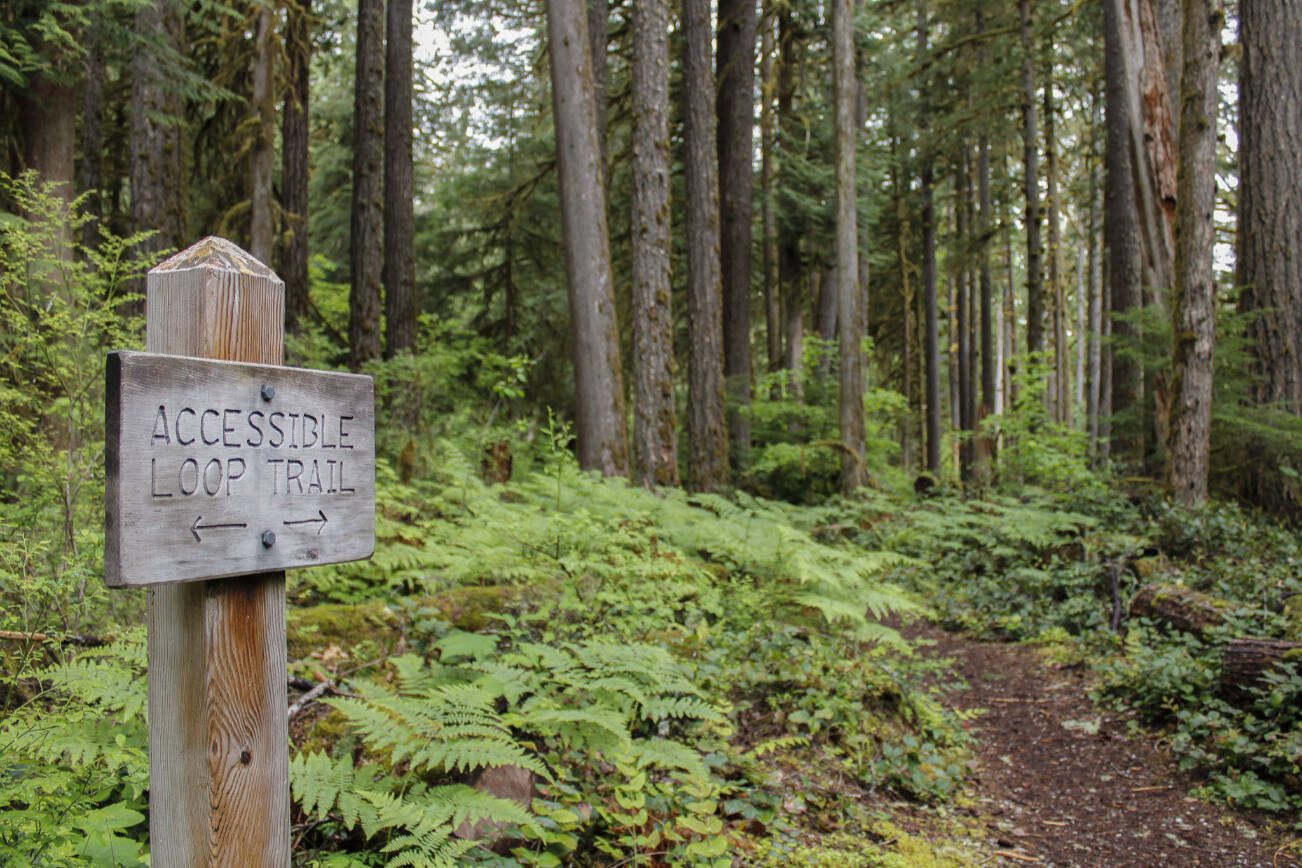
[[906, 622, 1301, 868]]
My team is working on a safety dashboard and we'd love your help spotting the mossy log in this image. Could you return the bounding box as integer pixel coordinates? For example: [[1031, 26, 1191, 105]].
[[1220, 638, 1302, 701], [1129, 583, 1228, 634], [1284, 593, 1302, 642]]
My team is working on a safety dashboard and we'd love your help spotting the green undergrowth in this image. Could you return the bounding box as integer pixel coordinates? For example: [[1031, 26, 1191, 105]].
[[829, 482, 1302, 819], [280, 440, 972, 865]]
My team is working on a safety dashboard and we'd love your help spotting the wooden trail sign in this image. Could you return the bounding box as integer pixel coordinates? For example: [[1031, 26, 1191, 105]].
[[105, 351, 375, 586], [103, 237, 374, 867]]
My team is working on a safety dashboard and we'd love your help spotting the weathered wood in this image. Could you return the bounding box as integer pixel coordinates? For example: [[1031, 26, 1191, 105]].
[[1220, 638, 1302, 701], [105, 351, 374, 586], [143, 237, 291, 867], [1129, 583, 1227, 634]]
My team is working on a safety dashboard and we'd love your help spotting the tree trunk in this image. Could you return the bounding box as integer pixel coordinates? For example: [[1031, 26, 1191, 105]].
[[1018, 0, 1043, 357], [1239, 0, 1302, 415], [587, 0, 608, 177], [778, 8, 803, 391], [832, 0, 865, 492], [760, 5, 781, 376], [918, 10, 940, 476], [249, 4, 275, 264], [80, 24, 106, 249], [1043, 53, 1069, 425], [1104, 0, 1144, 459], [1156, 0, 1183, 141], [282, 0, 311, 333], [547, 0, 629, 476], [130, 0, 187, 274], [682, 0, 729, 491], [717, 0, 756, 465], [1167, 0, 1221, 507], [630, 0, 679, 488], [349, 0, 385, 368], [956, 155, 973, 484], [384, 0, 416, 357]]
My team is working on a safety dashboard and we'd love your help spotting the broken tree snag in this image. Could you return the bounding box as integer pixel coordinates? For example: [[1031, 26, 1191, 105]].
[[1129, 583, 1228, 634], [1220, 638, 1302, 702]]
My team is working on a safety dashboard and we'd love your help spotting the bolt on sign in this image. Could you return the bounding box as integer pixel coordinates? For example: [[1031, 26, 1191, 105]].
[[105, 351, 375, 586]]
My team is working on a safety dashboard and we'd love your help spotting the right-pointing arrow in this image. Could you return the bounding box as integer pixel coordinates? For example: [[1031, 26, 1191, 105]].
[[282, 509, 328, 535]]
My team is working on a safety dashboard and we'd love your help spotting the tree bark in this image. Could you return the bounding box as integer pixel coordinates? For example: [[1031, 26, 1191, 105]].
[[349, 0, 385, 368], [547, 0, 629, 476], [282, 0, 311, 333], [918, 10, 940, 476], [833, 0, 865, 493], [777, 9, 804, 389], [130, 0, 186, 269], [249, 4, 275, 264], [587, 0, 608, 177], [630, 0, 679, 488], [1239, 0, 1302, 415], [682, 0, 729, 491], [717, 0, 756, 464], [1130, 583, 1226, 633], [957, 154, 973, 484], [384, 0, 416, 357], [1104, 0, 1144, 459], [1220, 639, 1302, 703], [760, 5, 781, 376], [1044, 53, 1069, 424], [1018, 0, 1043, 357], [1167, 0, 1221, 507], [80, 23, 106, 249]]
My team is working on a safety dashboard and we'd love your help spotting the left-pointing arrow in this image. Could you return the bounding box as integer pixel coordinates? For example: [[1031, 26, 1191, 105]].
[[191, 516, 249, 543]]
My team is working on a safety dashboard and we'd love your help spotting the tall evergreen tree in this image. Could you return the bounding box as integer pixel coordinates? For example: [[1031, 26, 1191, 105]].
[[546, 0, 628, 476], [833, 0, 865, 492], [384, 0, 416, 357], [683, 0, 729, 491], [282, 0, 311, 331], [630, 0, 678, 487], [1167, 0, 1221, 506], [717, 0, 757, 465], [349, 0, 385, 367], [1239, 0, 1302, 415]]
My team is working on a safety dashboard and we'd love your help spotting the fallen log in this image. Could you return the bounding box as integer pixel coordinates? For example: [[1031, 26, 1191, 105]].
[[1220, 637, 1302, 702], [1129, 583, 1229, 634]]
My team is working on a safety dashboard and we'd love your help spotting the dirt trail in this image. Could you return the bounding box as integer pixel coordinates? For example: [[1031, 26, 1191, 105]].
[[911, 624, 1299, 867]]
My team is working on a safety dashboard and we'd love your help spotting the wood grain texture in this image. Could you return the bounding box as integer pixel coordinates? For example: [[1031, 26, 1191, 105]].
[[105, 351, 375, 586], [144, 236, 290, 867]]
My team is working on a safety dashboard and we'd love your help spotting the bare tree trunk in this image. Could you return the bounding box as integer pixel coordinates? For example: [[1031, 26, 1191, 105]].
[[918, 10, 940, 476], [1088, 146, 1103, 454], [547, 0, 629, 476], [384, 0, 416, 357], [80, 23, 105, 248], [1019, 0, 1043, 357], [833, 0, 865, 492], [349, 0, 385, 368], [1104, 0, 1144, 459], [717, 0, 756, 465], [282, 0, 311, 333], [587, 0, 608, 177], [1044, 53, 1069, 424], [630, 0, 679, 488], [1239, 0, 1302, 415], [130, 0, 186, 271], [778, 9, 804, 392], [1167, 0, 1221, 507], [1156, 0, 1183, 140], [683, 0, 729, 491], [760, 5, 781, 376], [957, 154, 973, 484], [249, 4, 275, 264]]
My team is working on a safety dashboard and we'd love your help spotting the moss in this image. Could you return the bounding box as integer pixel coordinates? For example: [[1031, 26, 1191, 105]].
[[413, 584, 536, 633], [287, 600, 402, 660], [287, 583, 548, 660], [1284, 595, 1302, 642]]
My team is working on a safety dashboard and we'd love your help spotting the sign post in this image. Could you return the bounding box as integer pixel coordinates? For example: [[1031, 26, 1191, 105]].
[[108, 237, 375, 866]]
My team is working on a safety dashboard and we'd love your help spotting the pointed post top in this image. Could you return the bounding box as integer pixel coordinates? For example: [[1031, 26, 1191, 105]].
[[151, 236, 281, 282]]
